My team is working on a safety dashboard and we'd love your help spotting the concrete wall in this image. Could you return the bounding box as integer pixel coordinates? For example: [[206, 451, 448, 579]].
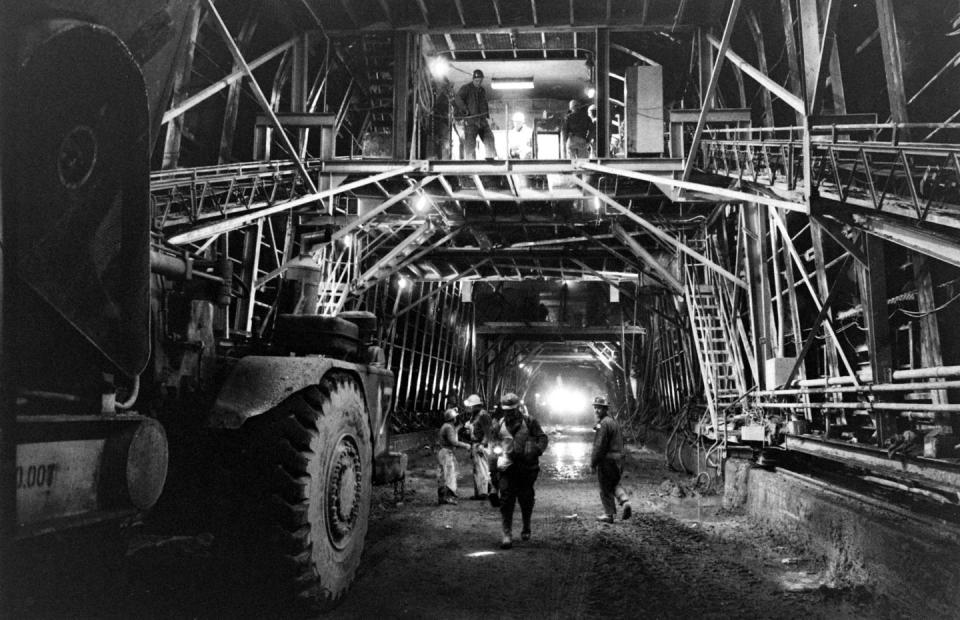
[[724, 459, 960, 618]]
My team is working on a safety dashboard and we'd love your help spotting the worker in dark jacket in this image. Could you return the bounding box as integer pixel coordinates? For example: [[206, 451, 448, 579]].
[[561, 99, 593, 159], [591, 396, 631, 523], [491, 392, 549, 549], [453, 69, 498, 159]]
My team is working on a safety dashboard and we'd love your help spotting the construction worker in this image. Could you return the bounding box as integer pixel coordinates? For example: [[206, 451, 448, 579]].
[[492, 392, 549, 549], [591, 396, 631, 523], [463, 393, 493, 499], [507, 111, 534, 159], [453, 69, 498, 159], [561, 99, 592, 159], [437, 407, 471, 505]]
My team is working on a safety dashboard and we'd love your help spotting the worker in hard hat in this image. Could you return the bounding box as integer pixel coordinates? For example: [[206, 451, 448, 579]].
[[436, 407, 471, 505], [587, 104, 598, 157], [591, 396, 632, 523], [463, 394, 493, 499], [561, 99, 592, 159], [508, 111, 534, 160], [453, 69, 498, 159], [492, 392, 549, 549]]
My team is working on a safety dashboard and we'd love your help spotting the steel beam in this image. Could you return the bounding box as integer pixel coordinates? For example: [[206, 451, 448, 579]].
[[852, 213, 960, 268], [682, 0, 741, 183], [707, 33, 804, 114], [578, 161, 804, 212], [574, 177, 747, 289]]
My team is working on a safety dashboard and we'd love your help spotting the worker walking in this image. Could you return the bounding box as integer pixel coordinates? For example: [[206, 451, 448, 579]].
[[437, 407, 471, 505], [463, 393, 493, 499], [591, 396, 632, 523], [453, 69, 498, 159], [492, 393, 549, 549]]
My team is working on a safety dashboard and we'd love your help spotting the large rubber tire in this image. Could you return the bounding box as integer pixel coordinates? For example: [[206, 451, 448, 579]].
[[226, 371, 372, 611]]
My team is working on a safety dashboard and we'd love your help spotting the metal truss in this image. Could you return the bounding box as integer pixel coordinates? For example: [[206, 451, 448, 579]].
[[699, 123, 960, 230]]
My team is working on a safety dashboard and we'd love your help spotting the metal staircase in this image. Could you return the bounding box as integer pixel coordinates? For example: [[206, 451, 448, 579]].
[[684, 239, 746, 432]]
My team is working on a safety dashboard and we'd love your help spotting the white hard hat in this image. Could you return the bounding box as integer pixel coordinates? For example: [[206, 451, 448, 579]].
[[511, 111, 525, 123], [463, 394, 483, 407]]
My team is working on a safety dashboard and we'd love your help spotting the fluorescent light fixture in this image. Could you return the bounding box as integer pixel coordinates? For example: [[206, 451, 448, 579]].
[[491, 78, 534, 90]]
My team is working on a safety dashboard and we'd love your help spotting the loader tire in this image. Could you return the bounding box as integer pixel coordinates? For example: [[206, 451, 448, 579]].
[[227, 371, 372, 612]]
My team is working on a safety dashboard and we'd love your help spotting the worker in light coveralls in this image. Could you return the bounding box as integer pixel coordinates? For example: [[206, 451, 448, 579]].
[[463, 394, 493, 499], [591, 396, 631, 523], [437, 407, 471, 505], [492, 392, 548, 549]]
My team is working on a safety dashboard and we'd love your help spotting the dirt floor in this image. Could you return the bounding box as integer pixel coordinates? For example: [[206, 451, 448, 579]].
[[10, 426, 899, 619], [327, 426, 885, 620]]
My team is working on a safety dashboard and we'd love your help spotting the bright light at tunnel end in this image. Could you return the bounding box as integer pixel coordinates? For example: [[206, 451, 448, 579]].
[[544, 386, 589, 417]]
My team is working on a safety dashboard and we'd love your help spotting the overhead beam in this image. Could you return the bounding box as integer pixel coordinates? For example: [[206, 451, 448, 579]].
[[610, 224, 683, 294], [852, 213, 960, 268], [610, 42, 659, 66], [330, 175, 438, 242], [706, 33, 804, 114], [682, 0, 742, 183], [574, 177, 747, 290], [578, 161, 803, 212], [161, 39, 296, 125]]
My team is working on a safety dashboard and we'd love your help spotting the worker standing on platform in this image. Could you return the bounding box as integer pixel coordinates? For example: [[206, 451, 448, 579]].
[[492, 393, 549, 549], [437, 407, 471, 505], [591, 396, 632, 523], [454, 69, 498, 159], [463, 394, 493, 499], [508, 112, 534, 159], [561, 99, 592, 159]]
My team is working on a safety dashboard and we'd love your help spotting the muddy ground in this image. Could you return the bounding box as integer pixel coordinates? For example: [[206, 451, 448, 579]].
[[12, 426, 900, 619], [327, 426, 885, 620]]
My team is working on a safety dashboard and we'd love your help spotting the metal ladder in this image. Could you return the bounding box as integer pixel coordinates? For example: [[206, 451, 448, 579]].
[[684, 239, 745, 433]]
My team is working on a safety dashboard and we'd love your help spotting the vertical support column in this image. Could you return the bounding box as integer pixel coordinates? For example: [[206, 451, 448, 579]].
[[162, 3, 202, 169], [778, 0, 805, 124], [697, 29, 714, 109], [809, 218, 839, 378], [747, 10, 774, 127], [858, 235, 893, 444], [875, 0, 909, 133], [798, 0, 820, 109], [744, 204, 774, 387], [595, 28, 610, 158], [234, 219, 263, 334], [911, 255, 948, 411], [392, 32, 411, 160], [219, 7, 259, 163], [291, 33, 309, 156]]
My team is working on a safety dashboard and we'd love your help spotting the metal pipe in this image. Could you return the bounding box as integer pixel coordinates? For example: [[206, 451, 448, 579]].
[[758, 379, 960, 397], [758, 401, 960, 412], [893, 366, 960, 380], [797, 365, 960, 388]]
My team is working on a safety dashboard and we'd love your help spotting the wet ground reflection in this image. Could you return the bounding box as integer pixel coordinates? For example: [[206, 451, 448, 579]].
[[541, 425, 594, 480]]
